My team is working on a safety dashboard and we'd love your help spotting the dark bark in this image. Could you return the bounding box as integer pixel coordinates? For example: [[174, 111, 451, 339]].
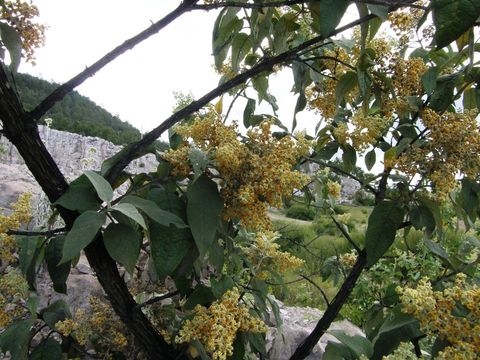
[[0, 66, 178, 360], [289, 251, 367, 360]]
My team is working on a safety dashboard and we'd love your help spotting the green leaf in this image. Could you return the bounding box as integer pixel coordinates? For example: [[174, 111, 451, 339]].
[[103, 223, 141, 274], [243, 98, 256, 128], [247, 332, 267, 356], [30, 338, 62, 360], [61, 211, 106, 264], [184, 285, 216, 310], [110, 203, 147, 230], [148, 189, 194, 277], [367, 4, 388, 20], [336, 71, 357, 106], [365, 201, 405, 267], [316, 141, 339, 160], [54, 175, 99, 212], [429, 74, 457, 112], [421, 66, 439, 95], [121, 195, 187, 228], [459, 178, 480, 220], [318, 0, 350, 36], [365, 149, 376, 171], [0, 22, 22, 72], [432, 0, 480, 49], [329, 330, 374, 358], [212, 8, 243, 69], [324, 341, 356, 360], [292, 92, 306, 132], [211, 274, 234, 298], [0, 318, 34, 360], [18, 236, 42, 289], [84, 170, 113, 204], [342, 144, 357, 173], [187, 175, 223, 257], [42, 300, 71, 328], [45, 235, 71, 294], [231, 32, 251, 73], [410, 205, 436, 234]]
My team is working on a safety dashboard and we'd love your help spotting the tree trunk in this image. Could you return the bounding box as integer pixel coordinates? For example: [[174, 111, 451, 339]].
[[0, 67, 179, 359]]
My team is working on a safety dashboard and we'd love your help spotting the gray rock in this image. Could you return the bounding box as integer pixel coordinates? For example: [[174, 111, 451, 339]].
[[267, 299, 364, 359]]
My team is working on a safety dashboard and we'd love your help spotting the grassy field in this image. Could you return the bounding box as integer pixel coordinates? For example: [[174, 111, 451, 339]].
[[268, 203, 372, 309]]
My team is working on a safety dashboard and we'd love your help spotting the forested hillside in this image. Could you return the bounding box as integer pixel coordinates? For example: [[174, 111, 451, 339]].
[[14, 73, 141, 144]]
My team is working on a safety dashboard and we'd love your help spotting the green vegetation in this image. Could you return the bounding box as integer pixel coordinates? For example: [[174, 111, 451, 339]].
[[15, 72, 141, 145]]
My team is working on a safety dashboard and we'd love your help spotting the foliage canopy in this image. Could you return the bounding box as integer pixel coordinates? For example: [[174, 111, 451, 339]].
[[1, 1, 480, 359]]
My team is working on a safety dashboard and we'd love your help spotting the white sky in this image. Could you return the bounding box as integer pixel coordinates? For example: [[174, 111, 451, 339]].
[[21, 0, 315, 136]]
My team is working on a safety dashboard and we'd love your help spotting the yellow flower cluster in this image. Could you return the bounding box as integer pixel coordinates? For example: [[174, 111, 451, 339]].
[[175, 288, 268, 360], [397, 274, 480, 358], [339, 251, 357, 269], [56, 296, 129, 353], [391, 57, 427, 98], [0, 193, 31, 267], [394, 109, 480, 199], [1, 0, 46, 64], [0, 269, 29, 327], [243, 231, 304, 274], [306, 47, 354, 119], [388, 2, 426, 36], [164, 114, 310, 230], [327, 180, 342, 199], [334, 114, 391, 152]]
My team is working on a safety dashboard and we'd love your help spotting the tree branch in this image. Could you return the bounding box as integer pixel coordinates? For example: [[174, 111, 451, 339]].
[[105, 13, 376, 183], [289, 250, 367, 360], [329, 214, 361, 253], [28, 0, 198, 121], [6, 227, 66, 237], [193, 0, 309, 10]]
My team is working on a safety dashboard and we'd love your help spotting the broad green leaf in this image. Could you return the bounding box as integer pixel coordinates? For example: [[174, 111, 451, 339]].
[[42, 300, 71, 328], [110, 203, 147, 230], [429, 74, 457, 112], [424, 238, 450, 262], [324, 341, 356, 360], [30, 338, 62, 360], [18, 236, 42, 289], [211, 274, 234, 298], [367, 4, 388, 20], [317, 0, 350, 37], [84, 170, 113, 204], [368, 17, 383, 41], [365, 149, 376, 171], [187, 175, 223, 257], [459, 178, 480, 220], [432, 0, 480, 49], [252, 75, 269, 103], [103, 223, 141, 274], [212, 8, 243, 69], [45, 235, 71, 294], [243, 98, 256, 128], [342, 144, 357, 173], [421, 66, 439, 95], [120, 195, 187, 228], [184, 284, 216, 310], [0, 318, 35, 360], [292, 92, 306, 132], [365, 201, 405, 267], [315, 141, 339, 160], [0, 22, 22, 71], [329, 330, 374, 358], [148, 189, 194, 277], [247, 332, 267, 356], [410, 205, 435, 234], [54, 175, 99, 212], [231, 32, 251, 72], [26, 295, 39, 315], [335, 71, 357, 106], [61, 211, 106, 264]]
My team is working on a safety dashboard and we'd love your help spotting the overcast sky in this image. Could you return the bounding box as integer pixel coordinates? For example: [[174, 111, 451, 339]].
[[21, 0, 315, 136]]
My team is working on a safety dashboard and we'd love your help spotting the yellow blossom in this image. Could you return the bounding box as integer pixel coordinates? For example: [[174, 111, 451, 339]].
[[176, 288, 267, 360]]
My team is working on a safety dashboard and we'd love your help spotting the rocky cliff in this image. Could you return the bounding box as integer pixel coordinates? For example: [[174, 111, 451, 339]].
[[0, 125, 156, 209]]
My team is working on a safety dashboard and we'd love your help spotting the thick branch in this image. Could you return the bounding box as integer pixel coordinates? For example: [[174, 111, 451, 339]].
[[28, 0, 198, 121], [289, 250, 367, 360], [6, 227, 66, 237], [105, 13, 376, 183]]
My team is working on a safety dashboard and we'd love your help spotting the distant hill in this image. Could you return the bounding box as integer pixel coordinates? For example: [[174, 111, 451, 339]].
[[13, 73, 141, 145]]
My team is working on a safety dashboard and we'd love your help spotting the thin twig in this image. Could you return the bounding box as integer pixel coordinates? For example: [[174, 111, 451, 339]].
[[6, 227, 66, 237], [134, 290, 180, 310], [300, 274, 330, 306], [329, 214, 361, 253]]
